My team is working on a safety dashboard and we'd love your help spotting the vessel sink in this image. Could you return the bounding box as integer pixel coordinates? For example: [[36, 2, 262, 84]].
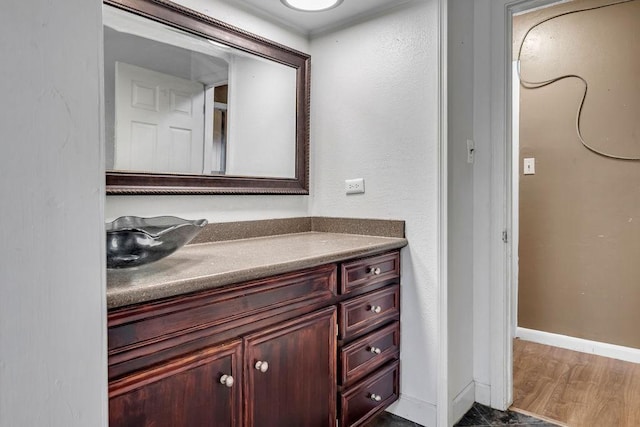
[[106, 216, 207, 269]]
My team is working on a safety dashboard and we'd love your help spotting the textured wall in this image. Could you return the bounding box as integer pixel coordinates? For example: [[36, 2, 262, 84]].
[[310, 1, 440, 424], [0, 0, 107, 425], [448, 0, 475, 419], [515, 0, 640, 348]]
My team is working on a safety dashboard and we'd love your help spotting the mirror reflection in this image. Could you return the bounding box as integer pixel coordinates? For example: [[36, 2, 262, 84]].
[[104, 5, 297, 178]]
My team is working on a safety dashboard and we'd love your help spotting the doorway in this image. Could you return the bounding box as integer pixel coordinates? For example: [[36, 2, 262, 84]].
[[507, 0, 640, 424], [513, 0, 640, 353], [479, 0, 640, 413]]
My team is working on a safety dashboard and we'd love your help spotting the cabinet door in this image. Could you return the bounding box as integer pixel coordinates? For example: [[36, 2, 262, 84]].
[[244, 307, 337, 427], [109, 340, 242, 427]]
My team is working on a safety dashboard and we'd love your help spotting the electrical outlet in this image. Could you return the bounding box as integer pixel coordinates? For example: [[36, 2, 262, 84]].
[[345, 178, 365, 194]]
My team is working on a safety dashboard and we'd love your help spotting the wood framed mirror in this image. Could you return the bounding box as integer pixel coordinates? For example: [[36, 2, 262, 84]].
[[104, 0, 310, 195]]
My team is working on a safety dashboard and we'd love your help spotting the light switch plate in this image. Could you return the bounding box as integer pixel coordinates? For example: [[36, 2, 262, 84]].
[[467, 139, 475, 164], [524, 158, 535, 175]]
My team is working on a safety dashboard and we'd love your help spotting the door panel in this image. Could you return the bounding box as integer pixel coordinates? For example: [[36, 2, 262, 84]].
[[244, 307, 337, 427], [109, 340, 242, 427], [131, 82, 158, 111], [169, 127, 194, 171], [170, 90, 193, 115], [130, 122, 159, 171], [115, 61, 205, 173]]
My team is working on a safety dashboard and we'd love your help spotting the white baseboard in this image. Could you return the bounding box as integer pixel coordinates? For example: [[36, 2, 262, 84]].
[[451, 381, 475, 425], [474, 381, 491, 406], [387, 393, 437, 427], [516, 327, 640, 364]]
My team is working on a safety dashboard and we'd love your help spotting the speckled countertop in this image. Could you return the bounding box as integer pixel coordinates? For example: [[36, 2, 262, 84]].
[[107, 231, 407, 309]]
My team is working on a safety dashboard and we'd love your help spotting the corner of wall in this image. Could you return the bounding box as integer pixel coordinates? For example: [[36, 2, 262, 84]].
[[451, 381, 475, 425], [474, 381, 491, 407], [387, 394, 438, 427]]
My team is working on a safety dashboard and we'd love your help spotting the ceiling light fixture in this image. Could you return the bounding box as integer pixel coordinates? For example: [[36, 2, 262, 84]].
[[280, 0, 343, 12]]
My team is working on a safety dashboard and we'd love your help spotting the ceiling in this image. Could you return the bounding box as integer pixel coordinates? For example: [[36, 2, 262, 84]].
[[225, 0, 413, 35]]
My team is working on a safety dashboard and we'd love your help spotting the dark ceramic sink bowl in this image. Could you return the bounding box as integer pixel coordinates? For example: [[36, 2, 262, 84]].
[[106, 216, 207, 269]]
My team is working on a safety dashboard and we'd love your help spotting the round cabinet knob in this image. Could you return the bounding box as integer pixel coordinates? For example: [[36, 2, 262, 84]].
[[219, 374, 234, 388], [368, 267, 381, 275], [370, 393, 382, 402], [255, 360, 269, 373], [369, 346, 382, 354], [368, 305, 382, 314]]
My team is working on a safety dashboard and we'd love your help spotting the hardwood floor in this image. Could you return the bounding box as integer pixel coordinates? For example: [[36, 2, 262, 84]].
[[512, 339, 640, 427]]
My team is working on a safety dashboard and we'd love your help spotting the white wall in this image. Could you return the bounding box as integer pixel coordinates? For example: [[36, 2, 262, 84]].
[[444, 0, 512, 410], [309, 1, 440, 425], [226, 55, 296, 178], [0, 0, 107, 426], [464, 0, 561, 411], [447, 0, 475, 422], [471, 0, 494, 405], [445, 1, 515, 410], [105, 0, 311, 222]]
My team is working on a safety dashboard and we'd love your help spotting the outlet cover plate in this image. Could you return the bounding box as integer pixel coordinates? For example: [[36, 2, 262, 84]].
[[345, 178, 365, 194]]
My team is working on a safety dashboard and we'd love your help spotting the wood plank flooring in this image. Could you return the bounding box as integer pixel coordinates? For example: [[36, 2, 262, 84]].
[[512, 339, 640, 427]]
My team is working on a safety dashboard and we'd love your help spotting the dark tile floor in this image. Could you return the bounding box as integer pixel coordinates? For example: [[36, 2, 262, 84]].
[[455, 403, 557, 426], [364, 403, 557, 427], [364, 411, 423, 427]]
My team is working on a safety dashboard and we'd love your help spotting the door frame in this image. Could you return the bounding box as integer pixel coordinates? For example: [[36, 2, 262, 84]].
[[487, 0, 564, 411], [437, 0, 449, 425], [377, 0, 452, 424]]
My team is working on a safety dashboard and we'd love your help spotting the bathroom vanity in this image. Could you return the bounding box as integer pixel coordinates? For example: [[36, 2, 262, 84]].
[[102, 1, 407, 424], [106, 218, 406, 426]]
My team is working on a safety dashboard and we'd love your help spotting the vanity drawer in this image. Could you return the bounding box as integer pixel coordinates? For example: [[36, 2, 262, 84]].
[[339, 322, 400, 387], [108, 264, 336, 353], [339, 360, 400, 427], [338, 285, 399, 341], [340, 251, 399, 296]]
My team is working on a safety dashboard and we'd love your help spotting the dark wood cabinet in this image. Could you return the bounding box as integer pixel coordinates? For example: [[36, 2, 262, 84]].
[[339, 322, 400, 387], [109, 340, 242, 427], [340, 361, 400, 427], [244, 308, 336, 427], [107, 251, 401, 427], [337, 252, 401, 426]]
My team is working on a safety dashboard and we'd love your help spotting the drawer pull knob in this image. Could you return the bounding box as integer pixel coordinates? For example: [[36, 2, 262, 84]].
[[370, 393, 382, 402], [368, 267, 381, 275], [369, 346, 382, 354], [255, 361, 269, 373], [368, 305, 382, 314], [219, 374, 234, 388]]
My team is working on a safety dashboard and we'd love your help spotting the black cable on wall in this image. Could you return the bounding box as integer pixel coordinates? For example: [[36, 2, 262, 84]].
[[517, 0, 640, 160]]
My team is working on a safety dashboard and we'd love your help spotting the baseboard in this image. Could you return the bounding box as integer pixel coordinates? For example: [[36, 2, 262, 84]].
[[516, 327, 640, 364], [474, 381, 491, 406], [387, 393, 437, 427], [452, 381, 475, 425]]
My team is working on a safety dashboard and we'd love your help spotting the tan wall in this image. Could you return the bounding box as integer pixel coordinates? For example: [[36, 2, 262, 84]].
[[514, 0, 640, 348]]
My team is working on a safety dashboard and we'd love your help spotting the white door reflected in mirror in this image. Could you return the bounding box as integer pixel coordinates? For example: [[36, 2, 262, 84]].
[[115, 62, 206, 174], [104, 4, 297, 179]]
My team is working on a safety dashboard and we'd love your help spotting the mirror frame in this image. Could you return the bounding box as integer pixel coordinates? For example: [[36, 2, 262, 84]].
[[105, 0, 310, 195]]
